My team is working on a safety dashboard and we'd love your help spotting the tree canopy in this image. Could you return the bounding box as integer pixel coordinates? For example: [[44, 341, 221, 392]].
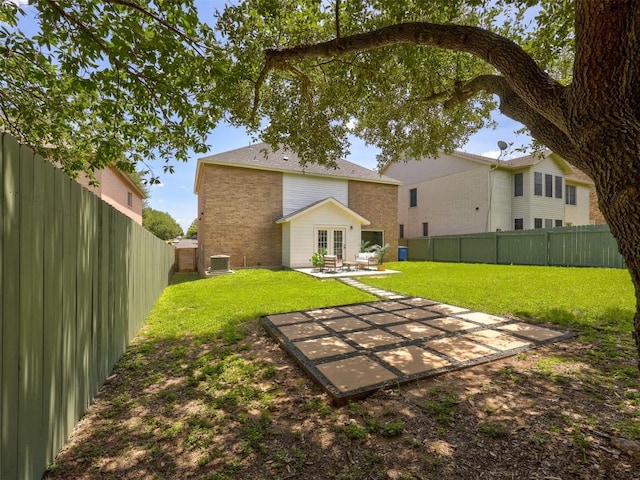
[[1, 0, 223, 182], [142, 207, 183, 241], [185, 218, 198, 239]]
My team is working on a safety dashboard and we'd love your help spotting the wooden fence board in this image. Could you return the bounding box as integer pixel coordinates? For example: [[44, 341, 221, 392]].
[[17, 145, 43, 479], [1, 134, 21, 479], [0, 134, 4, 477]]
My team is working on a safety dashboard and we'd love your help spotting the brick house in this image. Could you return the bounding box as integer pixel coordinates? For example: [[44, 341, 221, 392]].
[[383, 150, 598, 238], [194, 143, 401, 272], [75, 167, 146, 224]]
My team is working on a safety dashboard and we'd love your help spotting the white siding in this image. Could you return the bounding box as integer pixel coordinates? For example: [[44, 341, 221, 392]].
[[489, 169, 513, 231], [527, 157, 566, 228], [283, 173, 348, 216], [285, 203, 362, 268], [512, 169, 531, 229], [281, 223, 291, 267]]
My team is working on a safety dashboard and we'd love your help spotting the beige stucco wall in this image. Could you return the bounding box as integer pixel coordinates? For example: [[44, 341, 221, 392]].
[[75, 168, 144, 224], [398, 166, 492, 237]]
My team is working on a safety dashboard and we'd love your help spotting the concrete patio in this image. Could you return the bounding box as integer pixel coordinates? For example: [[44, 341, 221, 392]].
[[294, 267, 401, 279]]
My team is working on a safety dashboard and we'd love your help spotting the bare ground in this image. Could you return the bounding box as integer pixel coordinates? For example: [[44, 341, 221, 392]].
[[44, 320, 640, 480]]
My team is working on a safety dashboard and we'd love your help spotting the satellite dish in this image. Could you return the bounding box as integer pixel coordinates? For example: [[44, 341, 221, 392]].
[[497, 140, 508, 151]]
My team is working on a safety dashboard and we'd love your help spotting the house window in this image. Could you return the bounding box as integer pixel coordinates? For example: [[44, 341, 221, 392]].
[[127, 192, 133, 207], [514, 218, 523, 230], [534, 218, 543, 229], [555, 219, 563, 227], [514, 173, 523, 197], [399, 224, 405, 239], [545, 174, 553, 197], [317, 229, 328, 252], [566, 185, 577, 205], [534, 172, 543, 196], [422, 222, 429, 237], [545, 218, 553, 229], [409, 188, 417, 207], [555, 176, 563, 199], [362, 231, 383, 250]]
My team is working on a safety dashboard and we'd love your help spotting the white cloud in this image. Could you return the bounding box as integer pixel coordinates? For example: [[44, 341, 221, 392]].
[[481, 150, 501, 159], [346, 119, 357, 130], [7, 0, 30, 5]]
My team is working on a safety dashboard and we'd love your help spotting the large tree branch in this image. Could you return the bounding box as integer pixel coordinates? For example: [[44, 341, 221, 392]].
[[263, 22, 568, 134], [446, 74, 577, 164]]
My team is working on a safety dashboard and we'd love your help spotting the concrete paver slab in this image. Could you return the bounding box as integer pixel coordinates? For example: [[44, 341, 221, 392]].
[[396, 308, 442, 320], [263, 297, 575, 403], [426, 336, 497, 362], [317, 356, 397, 392], [346, 329, 403, 349], [426, 317, 479, 332], [339, 304, 381, 315], [427, 303, 470, 315], [294, 337, 356, 360], [322, 317, 371, 332], [376, 346, 452, 375], [279, 323, 330, 340], [387, 322, 443, 341], [268, 312, 312, 326], [373, 301, 409, 311], [457, 311, 510, 325], [464, 330, 532, 351], [403, 297, 438, 307], [497, 323, 566, 341], [361, 312, 406, 326], [306, 308, 349, 320]]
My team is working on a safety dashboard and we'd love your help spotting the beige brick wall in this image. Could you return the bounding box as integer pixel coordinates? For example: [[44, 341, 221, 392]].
[[197, 164, 283, 270], [348, 181, 399, 261]]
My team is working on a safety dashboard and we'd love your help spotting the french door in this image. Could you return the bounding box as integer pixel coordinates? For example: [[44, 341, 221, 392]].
[[316, 227, 346, 260]]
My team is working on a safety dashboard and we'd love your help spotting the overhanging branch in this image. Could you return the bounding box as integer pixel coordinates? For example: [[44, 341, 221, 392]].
[[263, 22, 568, 134]]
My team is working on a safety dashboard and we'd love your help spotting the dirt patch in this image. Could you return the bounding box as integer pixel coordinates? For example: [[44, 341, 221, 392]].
[[44, 321, 640, 480]]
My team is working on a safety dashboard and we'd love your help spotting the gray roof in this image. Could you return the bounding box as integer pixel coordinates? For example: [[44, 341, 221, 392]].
[[197, 142, 401, 185]]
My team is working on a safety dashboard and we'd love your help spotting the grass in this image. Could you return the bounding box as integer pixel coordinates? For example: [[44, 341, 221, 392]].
[[363, 261, 635, 333], [144, 269, 376, 340], [44, 264, 640, 480]]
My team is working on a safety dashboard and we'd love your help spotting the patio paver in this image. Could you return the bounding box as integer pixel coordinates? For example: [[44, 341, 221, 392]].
[[263, 284, 575, 402]]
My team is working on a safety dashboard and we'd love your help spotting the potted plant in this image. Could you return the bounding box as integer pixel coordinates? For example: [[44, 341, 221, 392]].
[[371, 243, 390, 271], [310, 248, 327, 271]]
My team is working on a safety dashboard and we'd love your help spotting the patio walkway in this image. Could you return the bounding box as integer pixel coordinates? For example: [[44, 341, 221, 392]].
[[263, 280, 575, 403]]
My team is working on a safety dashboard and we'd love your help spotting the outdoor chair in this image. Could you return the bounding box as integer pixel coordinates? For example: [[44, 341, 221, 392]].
[[322, 254, 342, 273]]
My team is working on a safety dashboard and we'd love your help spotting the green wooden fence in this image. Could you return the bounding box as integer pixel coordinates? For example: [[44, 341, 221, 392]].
[[1, 134, 175, 480], [402, 225, 625, 268]]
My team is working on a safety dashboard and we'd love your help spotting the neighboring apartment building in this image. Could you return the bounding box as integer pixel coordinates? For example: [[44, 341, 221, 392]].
[[194, 143, 401, 271], [75, 167, 146, 224], [382, 150, 595, 238]]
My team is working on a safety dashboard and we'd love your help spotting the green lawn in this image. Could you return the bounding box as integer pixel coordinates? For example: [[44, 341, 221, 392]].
[[143, 269, 376, 340], [363, 261, 636, 344]]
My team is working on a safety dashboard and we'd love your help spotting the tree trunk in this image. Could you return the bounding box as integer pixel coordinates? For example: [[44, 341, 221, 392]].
[[579, 143, 640, 368]]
